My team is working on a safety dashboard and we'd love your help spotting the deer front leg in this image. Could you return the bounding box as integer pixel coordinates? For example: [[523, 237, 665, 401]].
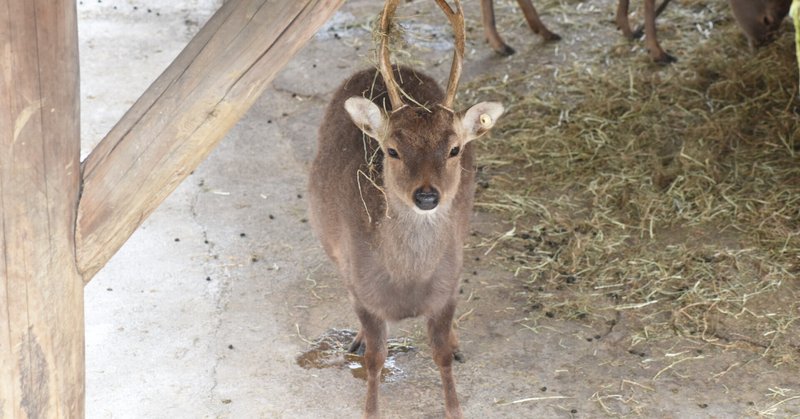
[[481, 0, 516, 56], [428, 299, 463, 419], [355, 306, 387, 419], [644, 0, 675, 63], [516, 0, 560, 41]]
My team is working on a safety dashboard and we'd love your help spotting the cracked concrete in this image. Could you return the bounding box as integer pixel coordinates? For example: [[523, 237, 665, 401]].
[[82, 0, 800, 418]]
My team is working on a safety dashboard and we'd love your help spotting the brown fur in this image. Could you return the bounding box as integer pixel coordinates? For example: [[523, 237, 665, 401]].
[[309, 66, 487, 418], [728, 0, 792, 46]]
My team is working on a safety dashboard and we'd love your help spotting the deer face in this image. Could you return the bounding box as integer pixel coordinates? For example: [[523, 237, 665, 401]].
[[345, 98, 504, 215], [729, 0, 791, 46]]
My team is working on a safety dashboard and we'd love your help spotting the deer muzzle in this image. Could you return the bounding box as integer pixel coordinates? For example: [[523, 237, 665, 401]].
[[413, 187, 440, 211]]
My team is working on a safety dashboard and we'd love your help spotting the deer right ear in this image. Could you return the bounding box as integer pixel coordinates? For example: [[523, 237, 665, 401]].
[[345, 97, 386, 141]]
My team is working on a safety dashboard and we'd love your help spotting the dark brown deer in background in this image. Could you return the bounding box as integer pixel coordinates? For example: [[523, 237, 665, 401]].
[[728, 0, 792, 47], [308, 0, 503, 417], [485, 0, 791, 64]]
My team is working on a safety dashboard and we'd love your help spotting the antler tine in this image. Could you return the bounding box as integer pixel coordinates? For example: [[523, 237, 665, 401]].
[[434, 0, 465, 110], [379, 0, 404, 111]]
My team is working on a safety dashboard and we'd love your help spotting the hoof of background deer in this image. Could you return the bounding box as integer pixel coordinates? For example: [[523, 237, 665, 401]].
[[540, 30, 561, 42], [651, 50, 676, 65], [453, 350, 466, 363], [492, 42, 516, 56]]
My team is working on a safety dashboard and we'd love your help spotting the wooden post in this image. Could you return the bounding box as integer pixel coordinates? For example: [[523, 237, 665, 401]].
[[77, 0, 345, 280], [2, 0, 343, 416], [0, 1, 84, 418]]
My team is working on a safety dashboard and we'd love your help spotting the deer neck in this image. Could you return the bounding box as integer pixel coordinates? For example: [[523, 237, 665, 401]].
[[375, 196, 455, 280]]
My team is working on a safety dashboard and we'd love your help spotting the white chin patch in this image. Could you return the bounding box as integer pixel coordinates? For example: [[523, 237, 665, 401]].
[[412, 206, 438, 215]]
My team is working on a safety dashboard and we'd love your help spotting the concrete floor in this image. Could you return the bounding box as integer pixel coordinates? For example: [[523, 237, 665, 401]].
[[81, 1, 800, 418]]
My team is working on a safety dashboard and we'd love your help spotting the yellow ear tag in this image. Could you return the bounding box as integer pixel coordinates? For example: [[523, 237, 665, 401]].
[[479, 113, 492, 128]]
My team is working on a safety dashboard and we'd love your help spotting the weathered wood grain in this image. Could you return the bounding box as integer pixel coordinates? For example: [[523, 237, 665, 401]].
[[76, 0, 345, 280], [0, 0, 83, 417]]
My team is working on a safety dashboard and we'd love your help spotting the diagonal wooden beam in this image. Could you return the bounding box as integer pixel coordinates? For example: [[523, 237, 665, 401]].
[[76, 0, 344, 281], [1, 0, 83, 417]]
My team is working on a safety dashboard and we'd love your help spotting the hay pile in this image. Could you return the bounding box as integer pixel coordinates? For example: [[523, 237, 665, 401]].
[[465, 1, 800, 364]]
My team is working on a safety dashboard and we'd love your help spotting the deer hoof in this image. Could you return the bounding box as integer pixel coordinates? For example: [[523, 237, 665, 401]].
[[653, 51, 677, 65], [543, 31, 561, 42], [493, 44, 516, 57], [453, 350, 466, 363]]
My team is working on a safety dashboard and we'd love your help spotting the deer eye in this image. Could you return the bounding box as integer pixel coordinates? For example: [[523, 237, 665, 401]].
[[449, 146, 461, 158], [386, 148, 399, 159]]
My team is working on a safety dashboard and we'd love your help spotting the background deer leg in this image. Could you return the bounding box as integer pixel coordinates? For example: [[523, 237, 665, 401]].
[[632, 0, 673, 39], [616, 0, 635, 38], [481, 0, 516, 55], [355, 306, 387, 419], [516, 0, 560, 40], [428, 299, 463, 419], [644, 0, 675, 63]]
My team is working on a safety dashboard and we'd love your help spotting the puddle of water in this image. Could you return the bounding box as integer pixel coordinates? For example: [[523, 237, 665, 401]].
[[297, 328, 415, 383]]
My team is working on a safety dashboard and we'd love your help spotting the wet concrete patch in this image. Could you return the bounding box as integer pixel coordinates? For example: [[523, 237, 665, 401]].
[[297, 328, 415, 383]]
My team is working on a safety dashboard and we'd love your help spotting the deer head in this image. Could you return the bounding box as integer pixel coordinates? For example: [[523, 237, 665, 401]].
[[729, 0, 792, 46], [344, 0, 504, 215]]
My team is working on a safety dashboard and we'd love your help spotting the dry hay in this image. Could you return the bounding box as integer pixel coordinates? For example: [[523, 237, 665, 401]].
[[463, 1, 800, 365]]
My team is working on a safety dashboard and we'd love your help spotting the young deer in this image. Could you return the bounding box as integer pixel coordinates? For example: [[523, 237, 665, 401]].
[[308, 0, 503, 417]]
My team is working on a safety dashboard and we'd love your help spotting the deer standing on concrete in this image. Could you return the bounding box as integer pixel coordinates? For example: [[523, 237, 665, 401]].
[[308, 0, 504, 417]]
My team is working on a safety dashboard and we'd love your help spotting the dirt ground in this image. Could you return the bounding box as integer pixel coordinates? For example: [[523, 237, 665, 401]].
[[82, 0, 799, 418]]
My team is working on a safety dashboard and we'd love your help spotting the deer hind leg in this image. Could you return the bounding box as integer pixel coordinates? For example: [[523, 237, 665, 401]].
[[481, 0, 516, 56], [616, 0, 636, 38], [355, 306, 387, 419], [516, 0, 560, 41], [428, 300, 463, 419], [348, 328, 366, 355], [643, 0, 675, 63]]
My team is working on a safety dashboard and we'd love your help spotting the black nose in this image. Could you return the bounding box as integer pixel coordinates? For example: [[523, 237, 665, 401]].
[[413, 187, 440, 211]]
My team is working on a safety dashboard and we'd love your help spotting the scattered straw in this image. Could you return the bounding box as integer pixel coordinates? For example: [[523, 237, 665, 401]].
[[462, 0, 800, 365]]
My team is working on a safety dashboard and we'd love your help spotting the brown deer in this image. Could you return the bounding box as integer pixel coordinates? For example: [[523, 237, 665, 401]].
[[728, 0, 792, 47], [481, 0, 561, 56], [479, 0, 673, 62], [308, 0, 503, 417], [483, 0, 791, 64]]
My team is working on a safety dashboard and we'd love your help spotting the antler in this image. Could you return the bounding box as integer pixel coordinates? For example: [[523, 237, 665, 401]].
[[434, 0, 465, 110], [379, 0, 465, 111], [379, 0, 404, 111]]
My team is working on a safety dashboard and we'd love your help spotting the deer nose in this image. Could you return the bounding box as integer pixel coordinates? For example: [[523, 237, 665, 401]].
[[413, 187, 439, 211]]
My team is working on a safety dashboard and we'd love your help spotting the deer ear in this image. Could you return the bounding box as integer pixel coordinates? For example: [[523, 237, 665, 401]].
[[345, 97, 386, 141], [461, 102, 504, 143]]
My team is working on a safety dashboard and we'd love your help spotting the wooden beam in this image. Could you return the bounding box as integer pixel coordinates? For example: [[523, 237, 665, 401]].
[[76, 0, 344, 281], [0, 0, 83, 417]]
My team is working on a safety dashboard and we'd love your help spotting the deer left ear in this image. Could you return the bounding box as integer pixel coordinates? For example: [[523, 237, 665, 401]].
[[461, 102, 504, 143]]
